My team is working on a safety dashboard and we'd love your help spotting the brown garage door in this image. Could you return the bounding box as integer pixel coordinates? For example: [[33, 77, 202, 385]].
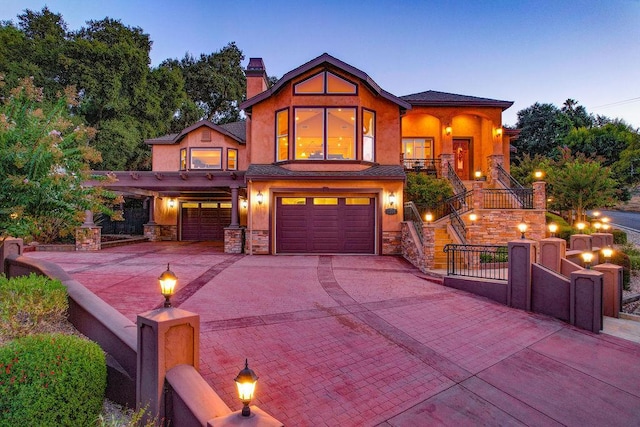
[[276, 197, 375, 254], [181, 202, 231, 241]]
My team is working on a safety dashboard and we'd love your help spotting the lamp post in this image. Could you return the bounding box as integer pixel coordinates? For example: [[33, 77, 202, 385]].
[[425, 212, 433, 223], [159, 263, 178, 308], [518, 222, 528, 239], [548, 223, 558, 237], [534, 170, 544, 181], [576, 222, 586, 233], [474, 170, 482, 180], [581, 252, 594, 269], [602, 247, 613, 263], [469, 213, 478, 223], [234, 359, 258, 417]]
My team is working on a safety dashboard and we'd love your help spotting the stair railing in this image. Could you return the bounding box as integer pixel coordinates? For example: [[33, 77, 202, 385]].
[[495, 164, 533, 209], [446, 162, 467, 195], [403, 201, 424, 244]]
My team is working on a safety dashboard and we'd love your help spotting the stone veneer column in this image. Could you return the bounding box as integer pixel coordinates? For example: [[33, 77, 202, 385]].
[[472, 181, 483, 211], [224, 227, 244, 254], [487, 154, 504, 187], [422, 224, 435, 270], [532, 181, 546, 210], [75, 210, 101, 251], [0, 237, 23, 272], [440, 153, 454, 178], [144, 196, 162, 242]]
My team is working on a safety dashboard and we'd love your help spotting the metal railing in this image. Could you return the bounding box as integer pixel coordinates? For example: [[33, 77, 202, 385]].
[[483, 189, 533, 209], [403, 201, 424, 244], [444, 244, 509, 281], [449, 210, 467, 244], [496, 163, 524, 190], [415, 190, 472, 223], [403, 157, 441, 177], [446, 162, 467, 195], [495, 164, 532, 208]]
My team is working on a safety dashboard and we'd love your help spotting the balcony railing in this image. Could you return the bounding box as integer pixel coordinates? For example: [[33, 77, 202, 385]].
[[444, 244, 509, 281], [403, 157, 441, 177]]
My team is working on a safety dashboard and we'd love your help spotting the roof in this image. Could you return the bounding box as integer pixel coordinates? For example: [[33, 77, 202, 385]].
[[401, 90, 514, 110], [240, 53, 412, 111], [245, 164, 406, 181], [219, 120, 247, 142], [145, 120, 246, 145]]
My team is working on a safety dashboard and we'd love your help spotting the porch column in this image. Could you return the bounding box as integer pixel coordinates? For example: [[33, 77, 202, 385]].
[[144, 196, 162, 242], [532, 181, 546, 210], [147, 196, 156, 225], [230, 186, 239, 228], [487, 154, 504, 187]]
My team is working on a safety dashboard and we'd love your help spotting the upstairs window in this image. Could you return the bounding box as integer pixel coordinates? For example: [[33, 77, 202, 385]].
[[276, 109, 289, 161], [294, 71, 357, 95], [180, 148, 187, 170], [227, 148, 238, 170], [294, 107, 355, 160], [362, 110, 375, 162], [190, 148, 222, 169], [402, 138, 433, 168]]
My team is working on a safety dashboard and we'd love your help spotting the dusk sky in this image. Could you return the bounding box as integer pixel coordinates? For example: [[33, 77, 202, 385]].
[[2, 0, 639, 128]]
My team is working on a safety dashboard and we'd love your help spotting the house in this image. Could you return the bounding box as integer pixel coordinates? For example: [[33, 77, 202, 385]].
[[98, 53, 528, 257]]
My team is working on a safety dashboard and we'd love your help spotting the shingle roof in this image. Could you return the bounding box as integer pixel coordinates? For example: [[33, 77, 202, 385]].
[[219, 120, 246, 142], [240, 53, 411, 111], [401, 90, 513, 110], [246, 164, 406, 181], [145, 120, 245, 145]]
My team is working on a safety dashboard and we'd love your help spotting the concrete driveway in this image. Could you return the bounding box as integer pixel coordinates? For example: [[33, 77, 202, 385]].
[[28, 242, 640, 426]]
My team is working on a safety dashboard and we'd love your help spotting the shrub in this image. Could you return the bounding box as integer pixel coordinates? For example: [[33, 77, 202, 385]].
[[612, 229, 627, 244], [0, 333, 106, 425], [610, 251, 631, 291], [0, 274, 68, 343], [404, 172, 454, 207]]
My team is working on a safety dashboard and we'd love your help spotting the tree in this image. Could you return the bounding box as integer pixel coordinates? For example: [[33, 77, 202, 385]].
[[563, 121, 635, 166], [0, 77, 119, 243], [546, 149, 618, 222], [514, 103, 570, 160], [560, 98, 593, 129]]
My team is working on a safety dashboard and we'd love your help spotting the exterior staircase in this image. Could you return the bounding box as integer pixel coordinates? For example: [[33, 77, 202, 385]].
[[433, 225, 454, 269]]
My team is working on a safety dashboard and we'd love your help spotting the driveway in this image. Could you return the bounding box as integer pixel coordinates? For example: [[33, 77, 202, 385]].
[[27, 242, 640, 426]]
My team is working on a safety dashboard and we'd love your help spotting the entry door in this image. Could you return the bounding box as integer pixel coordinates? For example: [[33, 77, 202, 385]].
[[453, 139, 470, 180]]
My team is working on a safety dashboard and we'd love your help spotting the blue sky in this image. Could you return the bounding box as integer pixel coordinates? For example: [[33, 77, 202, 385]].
[[2, 0, 639, 128]]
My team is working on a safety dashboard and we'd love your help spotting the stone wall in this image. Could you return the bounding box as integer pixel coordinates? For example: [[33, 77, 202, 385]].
[[246, 229, 269, 254], [75, 226, 101, 251], [467, 209, 546, 245], [382, 230, 402, 255], [224, 227, 244, 254]]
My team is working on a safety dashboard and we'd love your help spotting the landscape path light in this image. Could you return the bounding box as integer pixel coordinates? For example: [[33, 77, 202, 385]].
[[518, 222, 528, 239], [593, 222, 602, 231], [159, 263, 178, 308], [581, 252, 594, 269], [534, 170, 544, 180], [576, 222, 586, 232], [425, 212, 433, 223], [548, 223, 558, 237], [602, 247, 613, 263], [234, 359, 258, 417]]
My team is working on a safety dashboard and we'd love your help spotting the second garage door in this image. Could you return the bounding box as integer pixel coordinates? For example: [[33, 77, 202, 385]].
[[275, 196, 375, 254], [181, 202, 231, 241]]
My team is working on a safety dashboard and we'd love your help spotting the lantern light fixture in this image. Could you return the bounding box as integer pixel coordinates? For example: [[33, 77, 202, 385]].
[[474, 170, 482, 180], [241, 199, 248, 209], [593, 222, 602, 231], [159, 263, 178, 308], [548, 223, 558, 237], [425, 212, 433, 222], [518, 222, 528, 239], [469, 213, 478, 223], [581, 251, 594, 269], [592, 211, 601, 218], [576, 222, 586, 232], [445, 126, 452, 136], [534, 170, 544, 180], [389, 192, 396, 206], [168, 199, 176, 209], [601, 217, 610, 224], [256, 191, 264, 205], [602, 223, 611, 231], [602, 247, 613, 263], [496, 127, 503, 137], [234, 359, 258, 417]]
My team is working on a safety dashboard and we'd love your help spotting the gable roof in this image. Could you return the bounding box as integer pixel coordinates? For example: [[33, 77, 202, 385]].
[[240, 53, 412, 111], [145, 120, 246, 145], [401, 90, 513, 110]]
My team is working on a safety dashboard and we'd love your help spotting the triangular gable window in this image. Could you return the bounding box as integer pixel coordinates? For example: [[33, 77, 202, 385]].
[[294, 71, 357, 95]]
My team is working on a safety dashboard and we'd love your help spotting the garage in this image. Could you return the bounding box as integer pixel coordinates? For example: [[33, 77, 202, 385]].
[[181, 202, 231, 241], [275, 196, 376, 254]]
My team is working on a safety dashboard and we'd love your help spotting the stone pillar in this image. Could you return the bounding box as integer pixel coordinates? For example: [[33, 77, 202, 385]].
[[570, 234, 592, 251], [532, 181, 546, 210], [224, 227, 244, 254], [591, 233, 612, 249], [137, 307, 200, 423], [539, 237, 566, 273], [472, 181, 483, 211], [423, 224, 435, 270], [594, 263, 623, 318], [570, 269, 603, 333], [487, 154, 504, 187], [440, 153, 454, 178], [143, 196, 162, 242], [76, 211, 101, 251], [1, 237, 23, 274], [466, 222, 479, 246], [230, 186, 239, 228], [507, 238, 537, 311]]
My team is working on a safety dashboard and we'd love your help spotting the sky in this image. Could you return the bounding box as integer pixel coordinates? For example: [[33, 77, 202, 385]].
[[2, 0, 639, 128]]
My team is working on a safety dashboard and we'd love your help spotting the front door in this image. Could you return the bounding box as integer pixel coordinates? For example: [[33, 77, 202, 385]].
[[453, 139, 470, 180]]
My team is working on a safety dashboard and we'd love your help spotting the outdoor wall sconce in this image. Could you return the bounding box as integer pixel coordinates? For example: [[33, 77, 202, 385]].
[[469, 213, 478, 223], [581, 251, 594, 269], [234, 359, 258, 417], [518, 222, 528, 239], [389, 192, 396, 206], [168, 199, 176, 208], [548, 223, 558, 237], [602, 247, 613, 263], [445, 126, 452, 136], [496, 127, 503, 137], [474, 170, 482, 180], [533, 170, 544, 180], [256, 191, 263, 205], [159, 263, 178, 308], [425, 212, 433, 222], [241, 199, 248, 209]]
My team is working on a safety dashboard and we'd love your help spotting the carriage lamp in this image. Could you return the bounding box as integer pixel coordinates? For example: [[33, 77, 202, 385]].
[[241, 199, 248, 209], [581, 252, 594, 269], [256, 191, 264, 205], [534, 170, 544, 180], [425, 212, 433, 222], [445, 126, 452, 136], [168, 199, 176, 208], [469, 213, 478, 223], [496, 127, 503, 137], [602, 247, 613, 263], [234, 359, 258, 417], [548, 223, 558, 237], [389, 192, 396, 206], [518, 222, 528, 239], [474, 170, 482, 180], [159, 263, 178, 308], [576, 222, 586, 232]]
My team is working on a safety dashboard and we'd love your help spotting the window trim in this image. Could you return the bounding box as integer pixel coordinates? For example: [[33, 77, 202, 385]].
[[275, 108, 289, 162], [189, 147, 223, 170], [227, 148, 238, 171], [293, 71, 358, 95], [293, 106, 357, 161], [180, 148, 187, 171]]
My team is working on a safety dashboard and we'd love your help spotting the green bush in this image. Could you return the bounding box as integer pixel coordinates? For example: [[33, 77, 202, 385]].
[[545, 212, 574, 242], [0, 333, 106, 425], [404, 172, 454, 207], [0, 274, 68, 343], [610, 251, 631, 291], [612, 229, 627, 244]]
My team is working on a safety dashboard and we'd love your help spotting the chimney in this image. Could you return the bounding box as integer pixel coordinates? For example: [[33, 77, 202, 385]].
[[245, 58, 268, 100]]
